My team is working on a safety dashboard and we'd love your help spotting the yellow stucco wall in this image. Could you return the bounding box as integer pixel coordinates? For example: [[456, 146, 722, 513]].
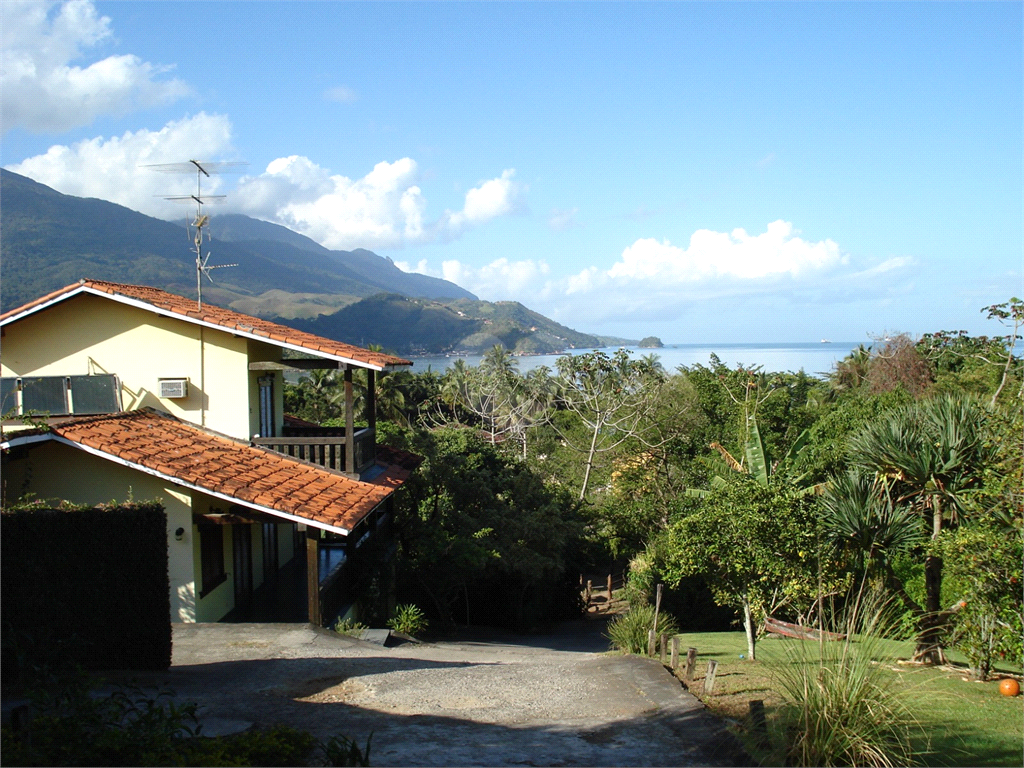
[[1, 293, 265, 440], [0, 440, 198, 622]]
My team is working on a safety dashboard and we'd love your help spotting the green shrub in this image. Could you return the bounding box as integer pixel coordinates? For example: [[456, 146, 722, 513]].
[[319, 733, 373, 767], [764, 594, 921, 767], [1, 672, 319, 766], [332, 617, 368, 637], [606, 604, 680, 654], [387, 604, 428, 636]]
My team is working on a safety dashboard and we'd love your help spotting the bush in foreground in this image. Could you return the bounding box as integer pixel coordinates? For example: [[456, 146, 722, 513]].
[[765, 595, 922, 767], [606, 604, 680, 655]]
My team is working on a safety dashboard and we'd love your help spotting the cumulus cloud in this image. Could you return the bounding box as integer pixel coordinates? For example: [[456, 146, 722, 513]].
[[1, 0, 190, 132], [608, 221, 846, 282], [399, 221, 912, 330], [5, 113, 235, 217], [232, 159, 525, 250]]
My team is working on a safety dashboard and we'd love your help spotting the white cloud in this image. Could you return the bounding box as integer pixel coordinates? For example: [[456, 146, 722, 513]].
[[1, 0, 190, 132], [549, 207, 579, 231], [608, 221, 846, 282], [324, 85, 358, 103], [5, 113, 235, 217], [400, 221, 912, 331], [440, 258, 551, 299], [232, 159, 525, 250]]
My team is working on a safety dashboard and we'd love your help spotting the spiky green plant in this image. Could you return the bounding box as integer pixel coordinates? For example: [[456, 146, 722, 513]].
[[606, 603, 679, 655], [764, 593, 922, 767], [387, 604, 428, 637]]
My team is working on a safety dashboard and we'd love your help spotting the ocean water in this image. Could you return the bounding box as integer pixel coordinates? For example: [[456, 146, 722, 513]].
[[408, 342, 862, 378]]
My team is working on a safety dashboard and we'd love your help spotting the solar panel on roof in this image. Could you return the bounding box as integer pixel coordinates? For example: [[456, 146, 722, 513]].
[[69, 375, 120, 414]]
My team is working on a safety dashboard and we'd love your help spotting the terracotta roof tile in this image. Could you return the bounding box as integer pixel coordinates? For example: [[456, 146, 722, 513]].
[[37, 409, 402, 534], [1, 280, 412, 371]]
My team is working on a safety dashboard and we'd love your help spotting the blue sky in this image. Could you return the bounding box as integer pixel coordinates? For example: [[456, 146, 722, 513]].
[[2, 1, 1020, 343]]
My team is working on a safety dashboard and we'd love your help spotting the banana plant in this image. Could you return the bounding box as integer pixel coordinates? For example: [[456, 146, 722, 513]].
[[686, 414, 820, 497]]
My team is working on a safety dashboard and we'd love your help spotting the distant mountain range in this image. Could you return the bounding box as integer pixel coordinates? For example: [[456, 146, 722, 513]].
[[0, 170, 631, 355]]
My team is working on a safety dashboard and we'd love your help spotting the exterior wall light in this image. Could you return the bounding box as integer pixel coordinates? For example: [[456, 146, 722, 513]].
[[175, 527, 186, 541]]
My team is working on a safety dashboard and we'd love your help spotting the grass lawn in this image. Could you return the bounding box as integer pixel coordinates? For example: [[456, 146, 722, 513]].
[[668, 631, 1023, 767]]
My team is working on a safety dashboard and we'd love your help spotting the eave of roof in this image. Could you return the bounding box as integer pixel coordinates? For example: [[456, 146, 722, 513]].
[[0, 280, 412, 372], [0, 409, 417, 536]]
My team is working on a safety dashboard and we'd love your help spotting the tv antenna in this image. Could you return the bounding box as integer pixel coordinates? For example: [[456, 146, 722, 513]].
[[143, 159, 247, 309]]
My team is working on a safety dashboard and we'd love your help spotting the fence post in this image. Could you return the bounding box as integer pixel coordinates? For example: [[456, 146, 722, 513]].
[[670, 637, 680, 669], [660, 633, 667, 664], [685, 647, 697, 681], [749, 699, 768, 746], [703, 660, 719, 694], [647, 629, 656, 657]]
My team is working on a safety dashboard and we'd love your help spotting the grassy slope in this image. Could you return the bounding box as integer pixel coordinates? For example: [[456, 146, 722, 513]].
[[667, 631, 1023, 767]]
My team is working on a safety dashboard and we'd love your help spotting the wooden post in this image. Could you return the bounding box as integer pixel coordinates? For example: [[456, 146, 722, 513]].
[[671, 637, 680, 669], [749, 700, 768, 745], [652, 582, 663, 634], [366, 369, 376, 432], [607, 573, 613, 599], [344, 366, 355, 474], [703, 659, 719, 694], [306, 528, 320, 626], [659, 633, 667, 664], [685, 647, 697, 681], [647, 629, 656, 657], [585, 579, 593, 608]]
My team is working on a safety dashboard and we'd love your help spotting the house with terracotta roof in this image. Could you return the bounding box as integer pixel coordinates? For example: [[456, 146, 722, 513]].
[[1, 280, 420, 624]]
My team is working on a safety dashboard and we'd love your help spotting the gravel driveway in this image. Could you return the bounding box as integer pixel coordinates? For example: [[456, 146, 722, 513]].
[[117, 621, 749, 766]]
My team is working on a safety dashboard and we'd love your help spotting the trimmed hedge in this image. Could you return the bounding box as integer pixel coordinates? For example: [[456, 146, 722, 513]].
[[2, 502, 171, 684]]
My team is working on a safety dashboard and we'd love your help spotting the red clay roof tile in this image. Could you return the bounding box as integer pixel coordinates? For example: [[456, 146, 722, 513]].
[[39, 409, 402, 534]]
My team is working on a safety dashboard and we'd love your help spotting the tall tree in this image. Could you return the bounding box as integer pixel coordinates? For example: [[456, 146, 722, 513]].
[[847, 393, 995, 663], [554, 349, 665, 501]]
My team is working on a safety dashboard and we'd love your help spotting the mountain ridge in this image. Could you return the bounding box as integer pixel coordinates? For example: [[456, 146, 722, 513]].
[[0, 169, 632, 355]]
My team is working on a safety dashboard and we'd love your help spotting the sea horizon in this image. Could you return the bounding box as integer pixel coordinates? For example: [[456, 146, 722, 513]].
[[408, 340, 864, 378]]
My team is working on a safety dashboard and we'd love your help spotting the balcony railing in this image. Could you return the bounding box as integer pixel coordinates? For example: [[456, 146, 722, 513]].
[[252, 426, 376, 475]]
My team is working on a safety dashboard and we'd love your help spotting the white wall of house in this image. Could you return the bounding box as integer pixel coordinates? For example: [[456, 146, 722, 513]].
[[1, 293, 254, 440]]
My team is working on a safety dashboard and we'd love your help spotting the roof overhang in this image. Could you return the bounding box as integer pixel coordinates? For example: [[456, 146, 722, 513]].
[[0, 284, 410, 372], [1, 430, 362, 536]]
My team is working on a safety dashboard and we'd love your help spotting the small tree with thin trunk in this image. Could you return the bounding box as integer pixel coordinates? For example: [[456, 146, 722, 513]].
[[553, 349, 665, 501], [661, 478, 828, 661]]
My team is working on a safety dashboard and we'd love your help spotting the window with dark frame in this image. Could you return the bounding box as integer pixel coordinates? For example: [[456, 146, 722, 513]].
[[199, 525, 226, 597]]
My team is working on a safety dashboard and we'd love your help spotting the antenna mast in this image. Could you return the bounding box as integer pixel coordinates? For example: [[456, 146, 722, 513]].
[[143, 159, 246, 309]]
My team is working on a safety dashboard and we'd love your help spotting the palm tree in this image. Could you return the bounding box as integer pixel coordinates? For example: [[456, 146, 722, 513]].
[[847, 393, 995, 662], [820, 470, 924, 612]]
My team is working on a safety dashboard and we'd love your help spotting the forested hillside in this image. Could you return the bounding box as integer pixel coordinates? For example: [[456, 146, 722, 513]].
[[285, 294, 609, 355]]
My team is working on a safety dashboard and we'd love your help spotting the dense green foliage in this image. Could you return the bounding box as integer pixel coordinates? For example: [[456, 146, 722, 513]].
[[282, 298, 1020, 674], [1, 501, 171, 685]]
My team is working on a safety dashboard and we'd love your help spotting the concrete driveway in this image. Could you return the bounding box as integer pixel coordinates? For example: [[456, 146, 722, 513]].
[[118, 621, 749, 766]]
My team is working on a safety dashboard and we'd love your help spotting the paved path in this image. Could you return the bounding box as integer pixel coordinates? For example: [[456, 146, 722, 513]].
[[116, 621, 749, 766]]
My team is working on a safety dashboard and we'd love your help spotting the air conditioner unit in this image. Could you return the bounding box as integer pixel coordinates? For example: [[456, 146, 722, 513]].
[[159, 378, 189, 399]]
